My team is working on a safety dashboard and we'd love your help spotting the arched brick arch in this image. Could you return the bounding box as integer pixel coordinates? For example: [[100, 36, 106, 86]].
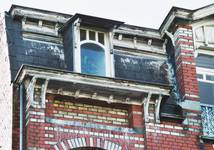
[[54, 137, 122, 150]]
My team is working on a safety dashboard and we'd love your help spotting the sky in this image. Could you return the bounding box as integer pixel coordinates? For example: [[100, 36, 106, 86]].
[[0, 0, 213, 29]]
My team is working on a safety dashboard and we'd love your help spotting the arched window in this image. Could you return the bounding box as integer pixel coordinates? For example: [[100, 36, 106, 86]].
[[81, 43, 106, 76], [73, 28, 112, 77]]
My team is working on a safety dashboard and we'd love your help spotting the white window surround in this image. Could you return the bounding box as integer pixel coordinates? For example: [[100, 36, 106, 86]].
[[193, 21, 214, 49], [197, 66, 214, 137], [73, 25, 114, 77], [196, 67, 214, 84]]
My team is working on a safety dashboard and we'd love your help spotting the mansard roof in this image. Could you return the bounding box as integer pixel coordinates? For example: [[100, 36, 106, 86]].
[[8, 3, 214, 39]]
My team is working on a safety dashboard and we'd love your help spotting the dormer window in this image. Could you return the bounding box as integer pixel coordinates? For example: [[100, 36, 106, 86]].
[[64, 14, 124, 77]]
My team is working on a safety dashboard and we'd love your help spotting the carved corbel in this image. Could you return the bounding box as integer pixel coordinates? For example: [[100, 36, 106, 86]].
[[143, 92, 152, 122], [155, 94, 162, 123], [26, 76, 37, 107], [40, 79, 49, 108]]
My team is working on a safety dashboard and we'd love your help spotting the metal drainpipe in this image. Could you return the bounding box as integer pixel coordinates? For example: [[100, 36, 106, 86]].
[[19, 84, 24, 150], [164, 30, 175, 46]]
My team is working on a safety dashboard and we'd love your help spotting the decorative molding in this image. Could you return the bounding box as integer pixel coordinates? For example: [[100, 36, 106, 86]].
[[54, 137, 122, 150], [45, 117, 137, 134], [143, 92, 152, 122], [155, 94, 162, 123]]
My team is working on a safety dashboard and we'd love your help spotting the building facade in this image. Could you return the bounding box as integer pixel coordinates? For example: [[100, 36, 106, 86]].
[[0, 4, 214, 150]]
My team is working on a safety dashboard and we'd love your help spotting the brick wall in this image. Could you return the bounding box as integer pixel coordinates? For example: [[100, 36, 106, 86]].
[[144, 105, 203, 150], [142, 24, 206, 150], [9, 20, 213, 150], [174, 25, 199, 101], [49, 99, 129, 127], [23, 90, 145, 150]]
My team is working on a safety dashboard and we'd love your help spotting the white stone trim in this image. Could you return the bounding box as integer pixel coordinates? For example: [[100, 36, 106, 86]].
[[179, 100, 201, 111], [74, 26, 112, 77], [55, 137, 122, 150]]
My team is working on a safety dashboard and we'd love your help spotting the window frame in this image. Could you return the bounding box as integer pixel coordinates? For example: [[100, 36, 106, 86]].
[[197, 67, 214, 137], [193, 21, 214, 49], [73, 27, 114, 77], [196, 67, 214, 106], [196, 67, 214, 84]]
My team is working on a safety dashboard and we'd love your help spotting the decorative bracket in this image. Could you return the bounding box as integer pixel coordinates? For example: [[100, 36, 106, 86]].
[[40, 79, 49, 108], [143, 92, 152, 122], [25, 77, 49, 108], [26, 76, 37, 107], [155, 94, 162, 123]]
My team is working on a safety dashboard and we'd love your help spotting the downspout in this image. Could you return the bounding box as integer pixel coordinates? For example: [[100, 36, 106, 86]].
[[164, 30, 175, 46], [164, 30, 182, 101], [19, 84, 24, 150]]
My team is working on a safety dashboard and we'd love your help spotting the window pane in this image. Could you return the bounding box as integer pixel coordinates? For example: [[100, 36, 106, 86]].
[[195, 27, 205, 42], [206, 75, 214, 81], [81, 43, 105, 76], [89, 31, 96, 40], [80, 29, 86, 41], [197, 74, 203, 79], [206, 26, 214, 44], [198, 81, 214, 105], [98, 33, 104, 45]]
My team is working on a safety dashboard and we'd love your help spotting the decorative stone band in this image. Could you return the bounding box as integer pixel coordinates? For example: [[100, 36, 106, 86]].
[[45, 117, 138, 134], [54, 137, 122, 150]]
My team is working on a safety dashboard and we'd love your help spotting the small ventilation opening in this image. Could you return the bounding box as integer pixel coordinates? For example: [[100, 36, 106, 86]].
[[25, 18, 39, 26]]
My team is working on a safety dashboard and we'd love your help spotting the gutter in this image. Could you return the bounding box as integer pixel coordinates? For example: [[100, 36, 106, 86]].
[[19, 84, 24, 150]]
